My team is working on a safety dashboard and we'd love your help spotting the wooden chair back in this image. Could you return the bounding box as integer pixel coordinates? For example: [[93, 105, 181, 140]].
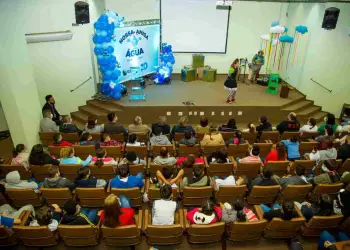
[[40, 187, 72, 206], [203, 145, 226, 156], [109, 133, 125, 142], [195, 132, 205, 141], [148, 164, 173, 177], [6, 188, 42, 207], [89, 133, 101, 141], [89, 164, 115, 180], [30, 165, 51, 182], [299, 142, 319, 156], [148, 184, 178, 204], [227, 143, 249, 158], [214, 185, 246, 203], [264, 161, 290, 177], [174, 133, 185, 142], [0, 164, 32, 180], [253, 143, 273, 158], [101, 146, 122, 159], [14, 225, 58, 247], [59, 164, 82, 181], [124, 146, 148, 158], [62, 133, 80, 144], [300, 131, 319, 141], [207, 163, 233, 177], [247, 185, 280, 205], [73, 145, 95, 159], [58, 224, 99, 246], [309, 183, 343, 202], [178, 144, 200, 157], [183, 163, 206, 177], [110, 188, 142, 207], [259, 131, 279, 143], [221, 132, 235, 141], [235, 162, 261, 179], [0, 225, 18, 247], [48, 146, 66, 159], [301, 215, 344, 236], [227, 219, 268, 241], [281, 132, 300, 141], [279, 184, 313, 202], [38, 132, 55, 147], [293, 160, 316, 175], [128, 164, 145, 176], [241, 132, 258, 145], [339, 159, 350, 174], [76, 188, 107, 207], [152, 144, 175, 157], [183, 186, 212, 206]]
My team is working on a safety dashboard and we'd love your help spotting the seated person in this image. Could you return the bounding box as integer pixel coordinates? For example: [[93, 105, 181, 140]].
[[61, 199, 100, 225], [219, 119, 237, 132], [90, 147, 118, 167], [282, 135, 301, 161], [180, 166, 210, 189], [150, 127, 171, 146], [118, 151, 146, 166], [100, 133, 123, 147], [261, 200, 298, 221], [312, 171, 340, 185], [221, 199, 258, 224], [171, 116, 195, 138], [29, 144, 59, 166], [308, 138, 337, 172], [276, 112, 300, 134], [84, 116, 104, 133], [5, 171, 38, 190], [176, 154, 204, 166], [59, 147, 92, 167], [30, 205, 61, 231], [40, 110, 59, 132], [264, 142, 287, 165], [186, 200, 222, 225], [299, 118, 318, 133], [318, 230, 350, 250], [318, 114, 339, 135], [11, 144, 30, 171], [59, 115, 82, 134], [0, 204, 35, 226], [249, 166, 280, 189], [337, 141, 350, 164], [103, 113, 127, 135], [226, 130, 245, 145], [152, 184, 177, 225], [75, 167, 107, 188], [153, 147, 177, 165], [213, 175, 248, 189], [110, 164, 144, 189], [279, 165, 308, 188], [152, 116, 171, 136], [43, 165, 75, 191], [207, 149, 230, 163], [195, 117, 210, 133], [79, 132, 96, 146], [295, 194, 334, 222], [99, 194, 135, 227], [256, 116, 272, 132], [128, 116, 151, 134], [155, 167, 184, 188], [237, 145, 263, 166], [334, 185, 350, 218], [50, 133, 72, 147], [201, 124, 225, 147], [316, 124, 334, 143], [178, 130, 197, 147], [242, 122, 256, 133]]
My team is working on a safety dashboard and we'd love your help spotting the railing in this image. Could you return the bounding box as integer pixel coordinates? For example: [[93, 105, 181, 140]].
[[70, 76, 92, 92], [310, 78, 332, 93]]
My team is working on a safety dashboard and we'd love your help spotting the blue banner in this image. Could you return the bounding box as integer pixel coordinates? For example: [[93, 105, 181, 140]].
[[113, 24, 160, 83]]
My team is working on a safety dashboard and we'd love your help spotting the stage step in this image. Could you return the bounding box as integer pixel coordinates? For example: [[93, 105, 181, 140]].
[[298, 106, 322, 117], [86, 100, 123, 113], [312, 111, 328, 123], [71, 111, 88, 125], [281, 100, 313, 112], [78, 106, 107, 117]]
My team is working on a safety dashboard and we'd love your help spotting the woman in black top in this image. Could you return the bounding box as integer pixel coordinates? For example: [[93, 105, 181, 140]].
[[224, 59, 239, 104], [256, 116, 273, 132], [29, 144, 59, 166]]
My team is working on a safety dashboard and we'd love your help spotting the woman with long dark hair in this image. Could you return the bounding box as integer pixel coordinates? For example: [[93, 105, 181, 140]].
[[264, 142, 287, 165], [224, 59, 239, 104], [29, 144, 59, 166]]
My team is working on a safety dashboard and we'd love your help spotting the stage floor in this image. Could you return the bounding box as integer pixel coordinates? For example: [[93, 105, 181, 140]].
[[119, 76, 304, 107]]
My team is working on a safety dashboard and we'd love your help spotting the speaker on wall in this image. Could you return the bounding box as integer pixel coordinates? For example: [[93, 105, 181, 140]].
[[322, 7, 340, 30], [75, 1, 90, 24]]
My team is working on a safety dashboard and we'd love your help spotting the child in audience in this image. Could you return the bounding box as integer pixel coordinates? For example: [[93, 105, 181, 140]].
[[118, 151, 147, 166], [264, 142, 287, 165], [201, 124, 225, 147], [299, 118, 318, 133], [75, 167, 107, 188], [261, 200, 298, 221], [282, 135, 301, 161], [5, 171, 38, 190], [295, 194, 334, 222], [226, 130, 245, 145], [178, 130, 197, 146], [207, 149, 230, 163], [195, 117, 210, 133], [29, 144, 59, 166], [84, 115, 104, 133], [59, 147, 92, 167], [152, 184, 177, 225], [126, 133, 142, 146], [153, 147, 177, 165], [219, 119, 237, 132], [100, 133, 123, 147], [90, 147, 118, 168], [80, 132, 96, 146], [180, 166, 210, 189], [110, 164, 144, 189], [150, 127, 171, 146], [60, 199, 100, 225], [238, 145, 263, 166], [11, 144, 30, 170], [242, 122, 256, 133], [50, 133, 72, 147], [186, 200, 222, 225], [100, 194, 135, 227], [221, 199, 257, 224], [29, 205, 61, 231], [43, 165, 75, 191], [213, 175, 248, 189]]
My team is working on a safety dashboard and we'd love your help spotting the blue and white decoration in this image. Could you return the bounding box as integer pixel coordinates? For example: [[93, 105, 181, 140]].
[[153, 43, 175, 85]]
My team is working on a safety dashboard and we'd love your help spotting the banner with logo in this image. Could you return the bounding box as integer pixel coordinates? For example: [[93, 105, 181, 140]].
[[112, 23, 160, 83]]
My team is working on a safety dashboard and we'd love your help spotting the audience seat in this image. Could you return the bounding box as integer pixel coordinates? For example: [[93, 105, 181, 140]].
[[183, 163, 206, 177], [62, 133, 80, 144], [132, 133, 149, 142], [241, 132, 258, 145], [174, 133, 185, 142], [178, 144, 201, 157], [253, 143, 273, 158], [203, 145, 226, 156], [301, 215, 344, 237], [124, 145, 148, 159], [214, 184, 246, 203], [234, 162, 261, 179], [184, 209, 225, 244], [89, 164, 115, 180], [102, 209, 142, 247], [74, 145, 95, 159], [148, 163, 174, 177], [38, 132, 55, 147], [59, 164, 82, 181], [281, 132, 300, 141], [76, 188, 107, 207], [48, 146, 66, 159], [6, 188, 42, 207], [340, 216, 350, 233], [183, 186, 213, 206], [221, 132, 235, 141], [259, 131, 279, 144], [227, 143, 249, 158], [89, 133, 101, 141], [129, 164, 145, 176], [144, 209, 184, 245], [292, 160, 316, 175], [195, 132, 205, 141], [109, 133, 125, 142], [247, 185, 280, 205], [299, 141, 319, 156], [58, 223, 100, 246], [264, 161, 290, 177], [147, 182, 178, 204], [0, 164, 32, 180], [339, 158, 350, 174], [207, 162, 234, 177], [255, 204, 306, 238], [31, 164, 51, 182], [309, 183, 343, 202], [152, 144, 175, 157], [40, 187, 73, 207], [110, 188, 143, 208], [101, 146, 122, 159], [279, 184, 313, 202], [300, 131, 319, 141]]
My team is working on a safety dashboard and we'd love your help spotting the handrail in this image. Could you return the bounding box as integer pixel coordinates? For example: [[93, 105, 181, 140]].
[[310, 78, 332, 93], [70, 76, 92, 92]]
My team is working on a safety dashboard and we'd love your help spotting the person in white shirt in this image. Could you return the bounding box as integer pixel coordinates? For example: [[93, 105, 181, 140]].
[[213, 175, 248, 189], [152, 184, 177, 225], [299, 118, 318, 133], [126, 134, 142, 146]]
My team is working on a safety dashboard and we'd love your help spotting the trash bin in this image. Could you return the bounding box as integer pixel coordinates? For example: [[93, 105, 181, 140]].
[[280, 85, 290, 98]]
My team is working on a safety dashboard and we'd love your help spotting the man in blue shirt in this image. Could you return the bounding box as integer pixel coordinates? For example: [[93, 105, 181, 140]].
[[110, 164, 144, 188]]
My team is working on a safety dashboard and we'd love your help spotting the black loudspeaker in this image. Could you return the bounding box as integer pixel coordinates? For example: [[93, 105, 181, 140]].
[[322, 7, 340, 30], [75, 1, 90, 24]]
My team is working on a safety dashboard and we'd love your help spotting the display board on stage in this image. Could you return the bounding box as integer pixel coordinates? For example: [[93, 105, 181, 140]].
[[113, 20, 160, 83]]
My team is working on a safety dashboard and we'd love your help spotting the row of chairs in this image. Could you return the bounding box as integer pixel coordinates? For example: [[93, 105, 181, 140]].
[[3, 205, 349, 248]]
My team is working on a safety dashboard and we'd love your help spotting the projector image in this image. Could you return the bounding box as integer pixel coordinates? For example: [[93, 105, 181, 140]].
[[216, 0, 233, 10]]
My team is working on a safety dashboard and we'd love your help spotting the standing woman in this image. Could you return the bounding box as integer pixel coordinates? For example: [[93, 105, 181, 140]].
[[224, 59, 239, 104]]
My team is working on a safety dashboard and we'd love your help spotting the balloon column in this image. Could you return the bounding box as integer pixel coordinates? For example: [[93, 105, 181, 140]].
[[290, 26, 309, 67], [278, 35, 294, 70], [153, 43, 175, 85], [93, 11, 127, 100]]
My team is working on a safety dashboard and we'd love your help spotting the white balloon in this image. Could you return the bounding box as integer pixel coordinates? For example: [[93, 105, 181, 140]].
[[261, 34, 270, 40], [270, 25, 285, 34]]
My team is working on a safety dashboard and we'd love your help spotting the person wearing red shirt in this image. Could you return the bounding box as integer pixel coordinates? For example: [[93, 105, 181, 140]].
[[50, 133, 72, 147], [176, 155, 204, 166], [186, 200, 222, 225], [100, 134, 123, 147], [100, 194, 135, 227], [264, 142, 287, 165]]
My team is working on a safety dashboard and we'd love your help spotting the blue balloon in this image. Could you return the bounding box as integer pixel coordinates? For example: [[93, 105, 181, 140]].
[[99, 14, 108, 23], [111, 90, 121, 100], [107, 46, 114, 54], [279, 35, 294, 43], [271, 21, 280, 27], [105, 70, 113, 76], [296, 25, 308, 34], [284, 27, 288, 33], [100, 83, 111, 95], [101, 30, 107, 37]]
